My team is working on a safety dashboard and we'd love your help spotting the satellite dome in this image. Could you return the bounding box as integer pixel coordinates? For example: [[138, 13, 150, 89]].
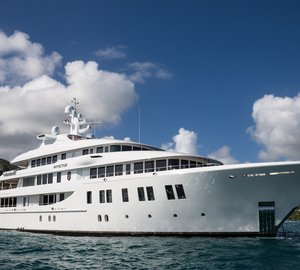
[[65, 105, 74, 114]]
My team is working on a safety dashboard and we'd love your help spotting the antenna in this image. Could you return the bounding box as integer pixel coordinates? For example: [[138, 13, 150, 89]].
[[71, 97, 79, 110], [138, 103, 141, 143]]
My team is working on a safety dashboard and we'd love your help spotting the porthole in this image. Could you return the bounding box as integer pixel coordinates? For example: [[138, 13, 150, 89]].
[[53, 215, 56, 222], [48, 215, 51, 222], [39, 215, 42, 222], [104, 215, 109, 222], [201, 213, 205, 217], [98, 215, 102, 222], [173, 214, 178, 218], [67, 171, 71, 181], [148, 214, 152, 218], [125, 215, 129, 219]]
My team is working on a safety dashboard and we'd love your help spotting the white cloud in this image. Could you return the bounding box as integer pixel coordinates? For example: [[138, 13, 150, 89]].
[[248, 94, 300, 161], [94, 45, 127, 59], [208, 146, 238, 164], [128, 61, 173, 83], [162, 128, 198, 155], [0, 31, 61, 85]]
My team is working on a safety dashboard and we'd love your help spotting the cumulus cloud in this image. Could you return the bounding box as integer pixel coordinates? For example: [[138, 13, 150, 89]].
[[248, 94, 300, 161], [208, 145, 238, 164], [94, 45, 127, 59], [0, 31, 61, 85], [162, 128, 198, 155], [128, 61, 173, 83]]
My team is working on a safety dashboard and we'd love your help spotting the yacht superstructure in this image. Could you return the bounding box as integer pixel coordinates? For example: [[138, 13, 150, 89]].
[[0, 102, 300, 236]]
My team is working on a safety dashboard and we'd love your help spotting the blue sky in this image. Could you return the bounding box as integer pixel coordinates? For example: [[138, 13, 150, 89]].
[[1, 0, 300, 163]]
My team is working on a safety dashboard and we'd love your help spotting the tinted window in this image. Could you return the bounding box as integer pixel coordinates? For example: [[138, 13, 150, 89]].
[[146, 186, 155, 201], [126, 164, 131, 175], [190, 160, 196, 168], [47, 156, 52, 165], [175, 184, 186, 199], [106, 190, 112, 203], [52, 155, 58, 163], [42, 174, 47, 185], [168, 159, 179, 170], [98, 167, 105, 178], [61, 153, 66, 160], [122, 188, 129, 202], [133, 146, 141, 151], [23, 177, 35, 187], [42, 158, 46, 166], [110, 145, 121, 152], [115, 164, 123, 176], [57, 172, 61, 183], [134, 162, 143, 174], [87, 191, 92, 204], [181, 159, 189, 169], [37, 175, 42, 185], [48, 173, 53, 184], [145, 161, 154, 172], [90, 168, 97, 179], [83, 149, 89, 155], [59, 193, 65, 201], [96, 147, 103, 153], [99, 190, 105, 203], [37, 159, 41, 167], [137, 187, 145, 201], [122, 145, 132, 151], [31, 160, 36, 168], [156, 160, 166, 171], [106, 166, 114, 177], [67, 171, 71, 180], [165, 185, 175, 200]]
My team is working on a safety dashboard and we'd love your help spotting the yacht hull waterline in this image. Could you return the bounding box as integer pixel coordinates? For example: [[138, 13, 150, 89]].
[[0, 102, 299, 237]]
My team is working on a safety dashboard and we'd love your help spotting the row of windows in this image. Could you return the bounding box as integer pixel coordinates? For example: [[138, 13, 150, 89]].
[[23, 172, 66, 187], [89, 159, 208, 180], [31, 153, 67, 168], [0, 197, 17, 207], [83, 144, 160, 156], [86, 185, 186, 204], [39, 193, 65, 205]]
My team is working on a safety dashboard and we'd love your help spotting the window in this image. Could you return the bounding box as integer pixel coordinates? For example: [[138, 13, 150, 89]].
[[47, 156, 52, 165], [181, 159, 189, 169], [190, 160, 196, 168], [175, 184, 186, 199], [168, 159, 179, 170], [106, 190, 112, 203], [90, 168, 97, 179], [104, 146, 109, 152], [52, 155, 58, 163], [133, 146, 141, 151], [59, 193, 65, 201], [122, 145, 132, 151], [156, 159, 167, 171], [37, 175, 42, 185], [23, 176, 35, 187], [106, 166, 114, 177], [37, 159, 41, 167], [23, 197, 26, 207], [13, 197, 17, 207], [137, 187, 145, 201], [126, 164, 131, 175], [146, 186, 155, 201], [98, 167, 105, 178], [115, 164, 123, 176], [145, 161, 154, 173], [57, 172, 61, 183], [134, 162, 143, 174], [42, 174, 47, 185], [83, 149, 89, 155], [96, 146, 103, 153], [99, 190, 105, 203], [31, 160, 36, 168], [61, 153, 66, 160], [48, 173, 53, 184], [67, 171, 71, 180], [165, 185, 175, 200], [42, 158, 46, 166], [87, 191, 92, 204], [90, 149, 93, 154], [49, 194, 55, 204], [110, 145, 121, 152], [122, 188, 129, 202]]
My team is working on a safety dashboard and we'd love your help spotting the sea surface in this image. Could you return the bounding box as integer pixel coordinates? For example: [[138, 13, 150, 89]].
[[1, 222, 300, 270]]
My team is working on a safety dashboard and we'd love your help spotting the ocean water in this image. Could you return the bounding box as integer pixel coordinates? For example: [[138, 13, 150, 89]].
[[1, 222, 300, 270]]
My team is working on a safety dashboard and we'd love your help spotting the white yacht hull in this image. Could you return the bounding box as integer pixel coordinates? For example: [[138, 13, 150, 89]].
[[1, 162, 299, 236]]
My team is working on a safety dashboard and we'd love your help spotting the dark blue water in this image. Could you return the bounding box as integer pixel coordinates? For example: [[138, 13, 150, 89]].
[[1, 222, 300, 270]]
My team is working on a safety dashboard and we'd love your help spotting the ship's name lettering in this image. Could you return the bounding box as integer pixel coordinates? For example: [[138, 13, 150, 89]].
[[53, 163, 68, 169]]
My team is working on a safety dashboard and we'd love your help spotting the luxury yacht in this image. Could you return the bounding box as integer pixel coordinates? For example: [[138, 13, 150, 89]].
[[0, 101, 299, 236]]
